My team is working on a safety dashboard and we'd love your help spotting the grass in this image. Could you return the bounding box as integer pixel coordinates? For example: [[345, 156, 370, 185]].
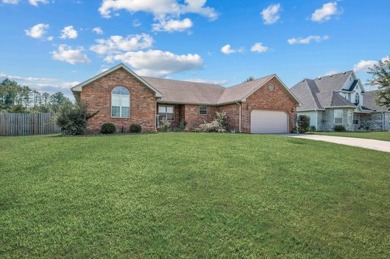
[[312, 131, 390, 141], [1, 133, 389, 257]]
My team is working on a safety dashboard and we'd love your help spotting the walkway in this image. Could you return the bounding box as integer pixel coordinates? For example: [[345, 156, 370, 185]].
[[289, 134, 390, 153]]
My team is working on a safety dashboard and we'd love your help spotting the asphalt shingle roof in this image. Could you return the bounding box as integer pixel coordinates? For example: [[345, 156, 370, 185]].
[[363, 90, 388, 112], [290, 71, 356, 111], [72, 63, 300, 106], [142, 77, 225, 105], [143, 74, 279, 105]]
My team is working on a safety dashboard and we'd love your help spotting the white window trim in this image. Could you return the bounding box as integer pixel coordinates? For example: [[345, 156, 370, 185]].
[[111, 86, 130, 118], [158, 105, 174, 121], [199, 105, 208, 115], [334, 109, 343, 124]]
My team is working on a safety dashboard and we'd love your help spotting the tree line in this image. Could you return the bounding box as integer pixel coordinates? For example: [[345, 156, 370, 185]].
[[0, 78, 71, 113]]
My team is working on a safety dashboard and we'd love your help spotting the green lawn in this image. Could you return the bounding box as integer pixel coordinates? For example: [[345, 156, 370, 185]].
[[1, 133, 389, 257], [313, 131, 390, 141]]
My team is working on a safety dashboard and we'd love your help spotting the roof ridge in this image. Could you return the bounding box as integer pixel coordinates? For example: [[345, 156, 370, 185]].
[[141, 75, 225, 88], [227, 74, 275, 89]]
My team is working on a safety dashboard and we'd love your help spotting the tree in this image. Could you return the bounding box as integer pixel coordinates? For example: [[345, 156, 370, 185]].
[[56, 103, 98, 135], [368, 57, 390, 106], [298, 115, 310, 133], [49, 92, 71, 113], [243, 76, 255, 83]]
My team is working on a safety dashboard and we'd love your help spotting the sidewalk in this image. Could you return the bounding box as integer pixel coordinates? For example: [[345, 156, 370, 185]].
[[289, 134, 390, 153]]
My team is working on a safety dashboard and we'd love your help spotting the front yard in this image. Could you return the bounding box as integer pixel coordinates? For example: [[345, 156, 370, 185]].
[[313, 131, 390, 141], [0, 133, 389, 257]]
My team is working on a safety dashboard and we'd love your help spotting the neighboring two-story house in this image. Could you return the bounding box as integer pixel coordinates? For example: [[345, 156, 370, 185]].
[[290, 70, 390, 131]]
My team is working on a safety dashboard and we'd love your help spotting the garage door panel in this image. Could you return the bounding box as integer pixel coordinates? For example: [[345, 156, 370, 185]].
[[251, 110, 288, 134]]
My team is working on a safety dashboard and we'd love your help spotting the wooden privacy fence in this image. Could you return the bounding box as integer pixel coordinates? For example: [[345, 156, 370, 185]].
[[0, 113, 60, 136]]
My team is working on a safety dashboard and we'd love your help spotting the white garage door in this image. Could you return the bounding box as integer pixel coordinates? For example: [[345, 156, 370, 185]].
[[251, 110, 288, 134]]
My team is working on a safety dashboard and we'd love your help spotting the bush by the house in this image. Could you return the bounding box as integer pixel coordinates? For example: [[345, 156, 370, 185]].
[[160, 118, 171, 132], [129, 124, 142, 133], [298, 115, 310, 133], [56, 103, 89, 135], [198, 111, 228, 133], [101, 123, 116, 134], [334, 125, 346, 132], [176, 120, 187, 132], [309, 125, 317, 132]]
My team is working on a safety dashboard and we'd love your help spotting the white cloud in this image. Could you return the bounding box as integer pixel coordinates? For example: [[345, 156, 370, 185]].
[[92, 27, 104, 35], [25, 23, 49, 39], [353, 56, 389, 72], [0, 72, 78, 100], [98, 0, 218, 20], [323, 70, 339, 76], [51, 44, 90, 64], [29, 0, 49, 6], [108, 50, 203, 77], [153, 18, 193, 32], [251, 43, 268, 53], [261, 3, 281, 25], [287, 35, 329, 45], [311, 2, 340, 22], [2, 0, 19, 4], [90, 34, 153, 55], [220, 44, 243, 55], [0, 73, 79, 89], [60, 25, 78, 39], [184, 78, 228, 85], [353, 60, 378, 72]]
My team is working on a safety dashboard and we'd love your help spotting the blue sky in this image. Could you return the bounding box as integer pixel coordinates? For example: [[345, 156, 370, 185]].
[[0, 0, 389, 99]]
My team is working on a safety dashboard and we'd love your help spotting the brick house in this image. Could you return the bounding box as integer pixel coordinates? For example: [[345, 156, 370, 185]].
[[71, 63, 300, 133]]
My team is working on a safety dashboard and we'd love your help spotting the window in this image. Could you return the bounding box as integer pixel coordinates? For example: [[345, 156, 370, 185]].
[[353, 119, 359, 125], [355, 94, 360, 104], [199, 105, 207, 115], [159, 105, 174, 121], [111, 86, 130, 118], [334, 109, 343, 124]]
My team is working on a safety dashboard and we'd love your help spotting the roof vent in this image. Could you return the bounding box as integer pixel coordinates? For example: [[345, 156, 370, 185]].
[[343, 72, 347, 74], [318, 77, 321, 80], [330, 75, 333, 77]]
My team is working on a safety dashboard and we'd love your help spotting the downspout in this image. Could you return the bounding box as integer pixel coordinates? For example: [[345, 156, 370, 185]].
[[236, 101, 242, 133]]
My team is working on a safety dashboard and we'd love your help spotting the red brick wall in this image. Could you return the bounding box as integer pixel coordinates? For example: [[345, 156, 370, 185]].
[[79, 68, 157, 133], [241, 77, 297, 133], [184, 104, 216, 130], [218, 103, 240, 132]]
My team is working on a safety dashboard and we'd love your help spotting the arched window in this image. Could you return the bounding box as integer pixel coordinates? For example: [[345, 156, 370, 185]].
[[111, 86, 130, 118]]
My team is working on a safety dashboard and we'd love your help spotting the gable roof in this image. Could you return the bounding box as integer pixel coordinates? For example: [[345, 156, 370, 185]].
[[364, 90, 389, 112], [141, 77, 225, 105], [290, 71, 357, 111], [72, 63, 300, 106], [71, 63, 163, 98]]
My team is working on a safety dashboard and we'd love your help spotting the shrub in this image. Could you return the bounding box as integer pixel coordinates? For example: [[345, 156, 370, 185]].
[[101, 123, 116, 134], [298, 115, 310, 133], [160, 118, 171, 132], [56, 103, 89, 135], [309, 125, 317, 132], [334, 125, 346, 132], [176, 120, 187, 132], [129, 124, 142, 133], [198, 111, 228, 133]]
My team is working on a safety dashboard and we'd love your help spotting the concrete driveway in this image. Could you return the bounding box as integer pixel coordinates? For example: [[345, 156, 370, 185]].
[[288, 134, 390, 153]]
